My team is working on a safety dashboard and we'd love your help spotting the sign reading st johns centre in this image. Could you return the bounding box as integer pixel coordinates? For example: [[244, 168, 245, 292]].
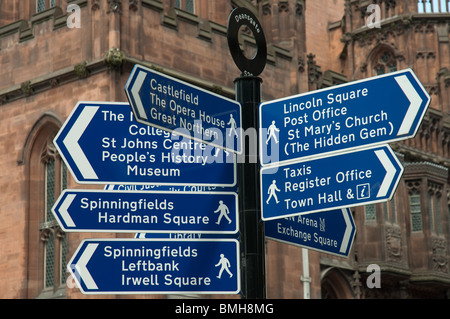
[[53, 102, 236, 186]]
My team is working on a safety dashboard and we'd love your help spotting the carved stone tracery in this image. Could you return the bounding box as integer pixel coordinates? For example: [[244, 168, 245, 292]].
[[40, 139, 58, 164], [107, 0, 122, 14], [432, 237, 448, 273], [386, 225, 402, 261]]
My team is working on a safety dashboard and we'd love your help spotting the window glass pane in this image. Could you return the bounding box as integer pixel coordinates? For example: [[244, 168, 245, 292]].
[[375, 65, 385, 75], [411, 213, 422, 231], [45, 160, 55, 223], [388, 64, 397, 73], [44, 232, 55, 288], [365, 204, 376, 221], [37, 0, 46, 12], [62, 163, 67, 190], [410, 194, 422, 231], [175, 0, 195, 13], [381, 52, 391, 63], [410, 194, 420, 206], [60, 233, 67, 285], [185, 0, 195, 13]]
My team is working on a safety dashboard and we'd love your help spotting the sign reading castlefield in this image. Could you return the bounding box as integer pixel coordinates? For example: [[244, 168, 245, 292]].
[[260, 145, 403, 221], [68, 239, 240, 294], [53, 102, 236, 186], [125, 64, 242, 154], [259, 69, 430, 166], [52, 189, 238, 234]]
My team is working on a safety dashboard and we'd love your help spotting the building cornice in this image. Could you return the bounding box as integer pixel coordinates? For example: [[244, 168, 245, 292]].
[[341, 12, 450, 44], [0, 2, 294, 104], [393, 142, 450, 171], [0, 49, 238, 106]]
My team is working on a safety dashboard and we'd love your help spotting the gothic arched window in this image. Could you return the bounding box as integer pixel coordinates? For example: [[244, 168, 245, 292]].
[[24, 116, 67, 298], [373, 51, 397, 75], [40, 140, 67, 293]]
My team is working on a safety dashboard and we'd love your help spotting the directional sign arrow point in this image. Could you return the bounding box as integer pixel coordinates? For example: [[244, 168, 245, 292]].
[[130, 71, 148, 120], [395, 74, 423, 136], [375, 149, 397, 198], [59, 193, 76, 228], [339, 209, 354, 254], [260, 69, 429, 166], [63, 106, 99, 180], [75, 243, 99, 290]]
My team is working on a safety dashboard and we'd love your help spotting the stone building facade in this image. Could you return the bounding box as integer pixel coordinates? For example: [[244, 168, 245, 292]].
[[321, 0, 450, 299], [0, 0, 449, 299]]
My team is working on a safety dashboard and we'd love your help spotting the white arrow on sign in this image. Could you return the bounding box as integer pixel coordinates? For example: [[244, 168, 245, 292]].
[[259, 69, 430, 167], [375, 149, 397, 198], [265, 207, 356, 257], [395, 75, 423, 136], [130, 71, 148, 120], [58, 193, 76, 227], [339, 208, 353, 254], [74, 243, 98, 290], [63, 106, 99, 180]]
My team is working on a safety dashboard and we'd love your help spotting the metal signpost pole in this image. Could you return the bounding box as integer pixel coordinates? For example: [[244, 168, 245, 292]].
[[227, 7, 268, 299], [235, 76, 265, 299]]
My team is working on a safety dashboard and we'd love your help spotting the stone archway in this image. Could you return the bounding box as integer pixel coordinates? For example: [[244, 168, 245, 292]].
[[321, 267, 355, 299]]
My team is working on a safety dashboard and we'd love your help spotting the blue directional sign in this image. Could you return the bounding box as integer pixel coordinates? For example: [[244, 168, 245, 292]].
[[53, 102, 236, 186], [125, 64, 243, 154], [68, 239, 240, 294], [259, 69, 430, 166], [260, 145, 403, 220], [52, 189, 238, 234], [265, 208, 356, 257]]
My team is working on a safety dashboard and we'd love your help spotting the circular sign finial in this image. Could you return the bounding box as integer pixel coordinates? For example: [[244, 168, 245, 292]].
[[227, 7, 267, 77]]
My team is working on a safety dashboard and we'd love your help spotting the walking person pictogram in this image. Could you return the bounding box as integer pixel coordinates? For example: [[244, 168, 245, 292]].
[[214, 200, 232, 225], [215, 254, 233, 279], [266, 180, 280, 204], [227, 114, 238, 137], [266, 120, 280, 144]]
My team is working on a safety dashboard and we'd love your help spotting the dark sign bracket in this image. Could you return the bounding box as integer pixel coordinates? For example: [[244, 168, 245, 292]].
[[227, 7, 267, 77]]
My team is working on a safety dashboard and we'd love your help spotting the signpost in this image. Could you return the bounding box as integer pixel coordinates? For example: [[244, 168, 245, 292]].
[[227, 6, 268, 299], [52, 189, 238, 234], [265, 208, 356, 257], [259, 69, 430, 166], [68, 238, 240, 294], [52, 6, 431, 300], [53, 102, 236, 186], [260, 145, 403, 221], [125, 64, 243, 154]]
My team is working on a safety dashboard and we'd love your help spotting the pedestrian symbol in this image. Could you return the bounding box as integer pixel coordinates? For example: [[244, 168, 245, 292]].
[[215, 253, 233, 279], [266, 120, 280, 144], [214, 200, 232, 225], [266, 180, 280, 204], [228, 114, 238, 137]]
